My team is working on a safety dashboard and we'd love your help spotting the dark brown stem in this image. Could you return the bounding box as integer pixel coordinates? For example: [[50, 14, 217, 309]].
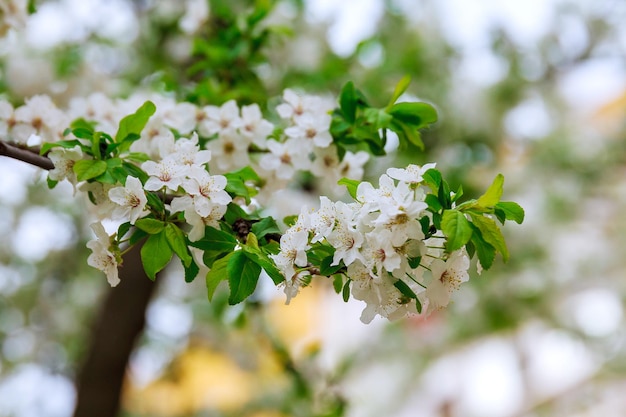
[[73, 244, 160, 417], [0, 140, 54, 170]]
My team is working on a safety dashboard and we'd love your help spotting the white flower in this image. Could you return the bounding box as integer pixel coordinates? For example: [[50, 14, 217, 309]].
[[108, 176, 149, 224], [284, 113, 333, 149], [171, 133, 212, 168], [206, 131, 250, 173], [142, 156, 185, 191], [47, 145, 83, 191], [179, 0, 210, 34], [363, 228, 402, 276], [198, 100, 241, 137], [348, 261, 411, 323], [327, 223, 364, 267], [270, 229, 310, 280], [86, 222, 120, 287], [12, 95, 66, 144], [259, 139, 311, 179], [425, 249, 470, 312], [309, 196, 336, 243], [185, 205, 227, 242], [170, 167, 231, 217], [387, 163, 436, 185], [337, 151, 369, 181], [239, 104, 273, 148]]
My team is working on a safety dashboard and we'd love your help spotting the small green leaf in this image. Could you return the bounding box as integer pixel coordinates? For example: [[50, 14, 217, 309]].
[[469, 224, 496, 270], [388, 102, 438, 128], [73, 159, 107, 181], [241, 235, 285, 285], [115, 101, 156, 143], [184, 257, 200, 283], [189, 227, 237, 252], [469, 214, 509, 262], [422, 168, 442, 192], [145, 191, 165, 213], [227, 251, 262, 305], [441, 210, 473, 252], [363, 108, 393, 129], [495, 201, 525, 224], [390, 119, 424, 150], [338, 177, 361, 199], [117, 222, 132, 240], [476, 174, 504, 208], [141, 231, 173, 280], [251, 217, 281, 240], [40, 139, 85, 155], [283, 215, 299, 227], [332, 274, 343, 294], [387, 74, 412, 109], [165, 223, 192, 267], [342, 279, 351, 302], [319, 255, 344, 276], [206, 253, 231, 301], [135, 218, 165, 234], [339, 81, 357, 124]]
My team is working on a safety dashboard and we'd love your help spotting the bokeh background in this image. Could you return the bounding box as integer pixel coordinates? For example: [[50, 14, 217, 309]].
[[1, 0, 626, 416]]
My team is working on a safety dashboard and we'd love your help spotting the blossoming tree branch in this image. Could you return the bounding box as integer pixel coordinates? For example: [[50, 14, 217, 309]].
[[0, 78, 523, 323]]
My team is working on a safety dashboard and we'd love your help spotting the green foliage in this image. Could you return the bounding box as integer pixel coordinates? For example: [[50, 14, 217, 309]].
[[141, 231, 174, 280], [227, 251, 262, 305], [115, 101, 156, 144], [330, 78, 438, 157]]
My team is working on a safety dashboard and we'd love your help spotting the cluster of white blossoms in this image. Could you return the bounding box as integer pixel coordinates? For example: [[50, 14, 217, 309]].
[[0, 89, 373, 287], [272, 163, 472, 323], [0, 0, 28, 36]]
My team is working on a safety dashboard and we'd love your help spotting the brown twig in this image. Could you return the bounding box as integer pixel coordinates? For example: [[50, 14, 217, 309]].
[[0, 140, 54, 170]]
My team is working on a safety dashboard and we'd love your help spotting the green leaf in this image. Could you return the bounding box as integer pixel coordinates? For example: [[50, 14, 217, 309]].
[[40, 139, 85, 155], [476, 174, 504, 208], [73, 159, 107, 181], [206, 253, 231, 301], [441, 210, 473, 252], [283, 215, 299, 227], [319, 255, 344, 276], [390, 119, 424, 150], [129, 228, 148, 246], [422, 168, 442, 192], [339, 81, 357, 124], [227, 251, 262, 305], [387, 74, 412, 109], [338, 177, 361, 199], [184, 257, 200, 283], [141, 231, 173, 280], [332, 274, 343, 294], [224, 202, 249, 224], [250, 217, 281, 240], [393, 279, 421, 313], [388, 102, 438, 128], [469, 213, 509, 262], [189, 227, 237, 252], [117, 222, 132, 240], [342, 279, 351, 302], [165, 223, 193, 267], [145, 191, 165, 213], [135, 218, 165, 234], [469, 224, 496, 270], [70, 117, 96, 132], [241, 233, 285, 285], [115, 101, 156, 143], [425, 194, 442, 212], [495, 201, 525, 224], [363, 108, 393, 129]]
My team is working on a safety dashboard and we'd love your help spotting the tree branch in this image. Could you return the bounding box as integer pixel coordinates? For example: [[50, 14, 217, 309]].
[[73, 244, 160, 417], [0, 140, 54, 170]]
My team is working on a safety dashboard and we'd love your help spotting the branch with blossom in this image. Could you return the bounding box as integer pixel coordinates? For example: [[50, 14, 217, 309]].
[[0, 79, 523, 323]]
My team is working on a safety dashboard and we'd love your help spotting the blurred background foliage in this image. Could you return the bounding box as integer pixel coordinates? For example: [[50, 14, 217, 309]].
[[1, 0, 626, 416]]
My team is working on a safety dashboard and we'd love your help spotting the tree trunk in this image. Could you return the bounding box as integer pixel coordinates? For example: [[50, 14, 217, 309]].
[[73, 244, 159, 417]]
